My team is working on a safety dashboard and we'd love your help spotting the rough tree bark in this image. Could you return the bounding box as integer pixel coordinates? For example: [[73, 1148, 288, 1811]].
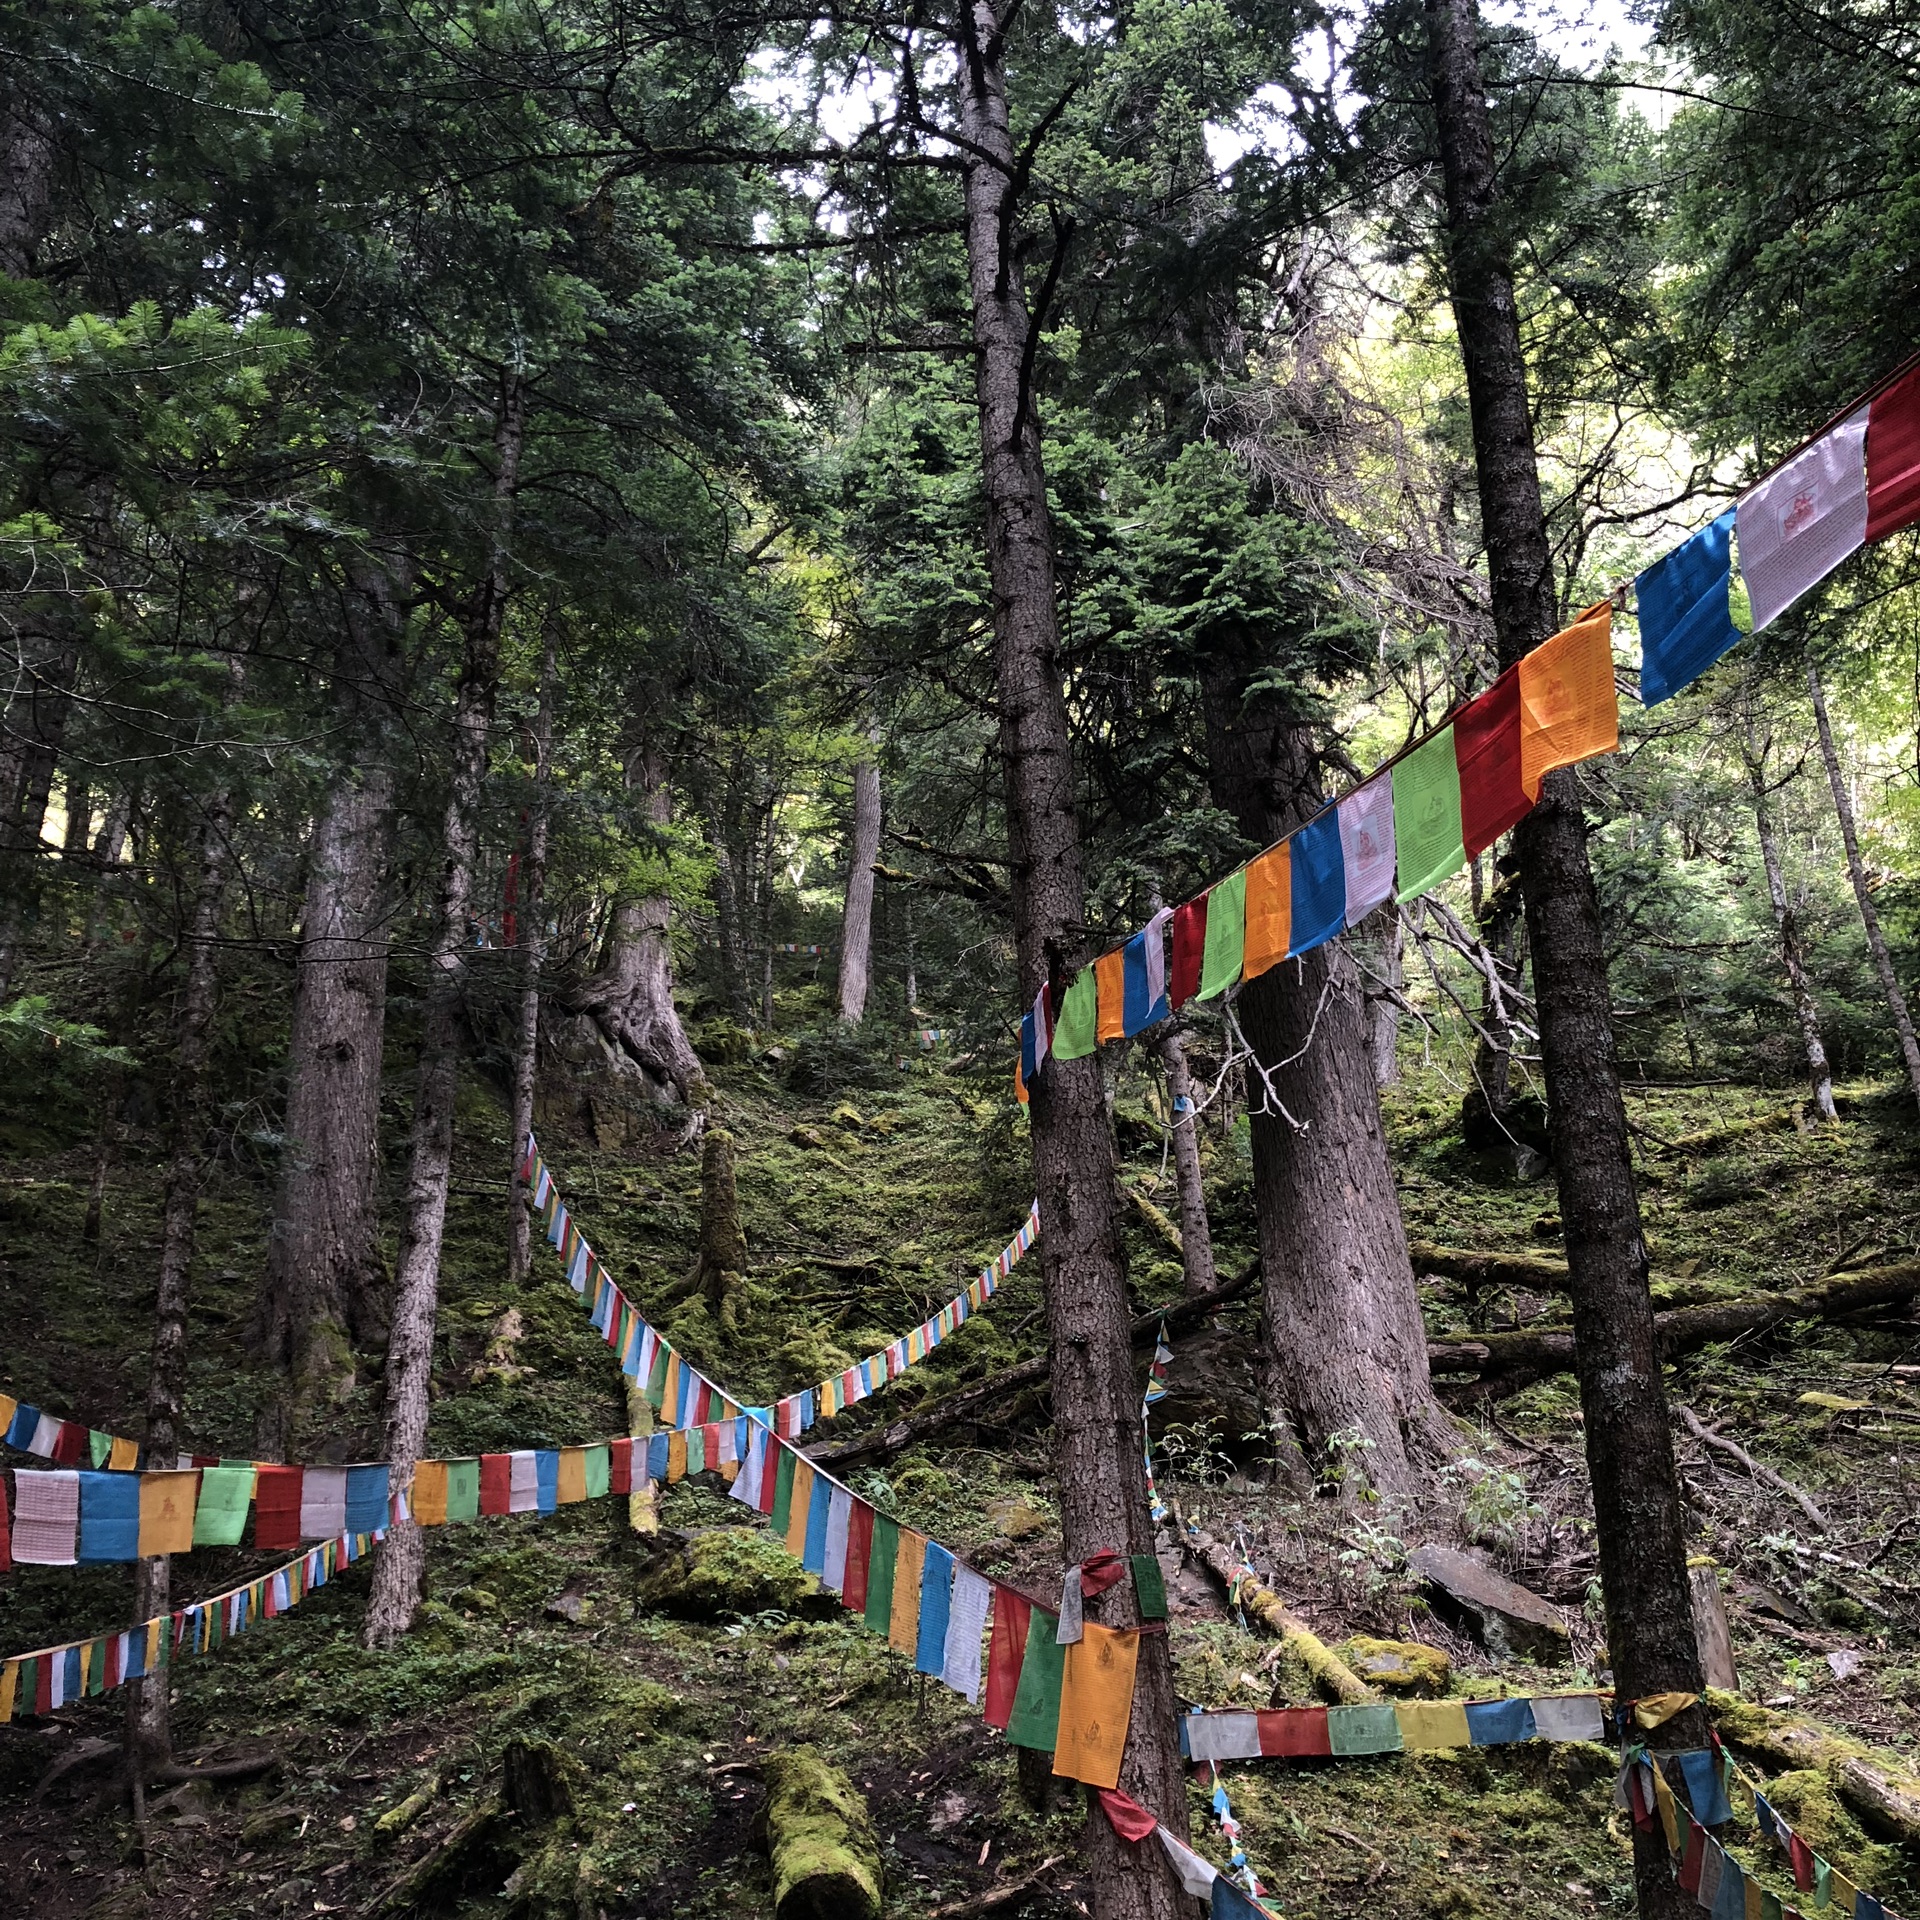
[[365, 381, 524, 1646], [569, 737, 708, 1117], [507, 634, 556, 1287], [1423, 9, 1709, 1920], [836, 753, 881, 1025], [1806, 659, 1920, 1115], [253, 556, 407, 1453], [1740, 692, 1837, 1120], [1369, 907, 1405, 1087], [709, 799, 754, 1026], [0, 637, 79, 997], [954, 2, 1189, 1903], [1149, 1025, 1216, 1296], [1199, 664, 1453, 1499], [131, 663, 244, 1763]]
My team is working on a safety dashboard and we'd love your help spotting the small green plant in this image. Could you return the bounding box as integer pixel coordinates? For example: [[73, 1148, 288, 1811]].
[[1321, 1425, 1378, 1500]]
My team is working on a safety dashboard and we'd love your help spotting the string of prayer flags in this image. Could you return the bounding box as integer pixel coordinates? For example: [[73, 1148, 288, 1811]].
[[1177, 1690, 1609, 1763], [1096, 1786, 1285, 1919], [1121, 910, 1172, 1034], [1, 1394, 141, 1473]]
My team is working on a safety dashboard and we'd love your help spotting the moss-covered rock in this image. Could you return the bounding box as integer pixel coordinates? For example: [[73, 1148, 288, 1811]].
[[1341, 1636, 1452, 1695], [759, 1746, 884, 1920], [636, 1529, 826, 1620]]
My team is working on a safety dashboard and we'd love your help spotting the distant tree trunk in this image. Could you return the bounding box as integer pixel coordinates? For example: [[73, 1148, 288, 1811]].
[[61, 776, 90, 859], [365, 380, 523, 1647], [1807, 660, 1920, 1115], [901, 890, 918, 1016], [1370, 907, 1404, 1086], [0, 637, 79, 996], [253, 558, 407, 1452], [85, 792, 131, 953], [1200, 666, 1452, 1498], [709, 802, 753, 1025], [1423, 13, 1709, 1920], [1462, 858, 1528, 1154], [131, 660, 244, 1762], [837, 755, 881, 1025], [955, 2, 1188, 1900], [1740, 700, 1837, 1121], [0, 88, 53, 279], [759, 793, 778, 1027], [507, 635, 556, 1287], [571, 738, 708, 1115], [1150, 1026, 1216, 1296]]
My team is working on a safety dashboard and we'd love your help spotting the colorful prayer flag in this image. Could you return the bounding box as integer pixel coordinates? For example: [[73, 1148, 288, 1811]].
[[1455, 668, 1529, 856], [915, 1542, 955, 1675], [345, 1465, 390, 1535], [1288, 810, 1345, 956], [1738, 411, 1869, 632], [1520, 601, 1618, 800], [1395, 1699, 1471, 1749], [1094, 948, 1126, 1045], [1392, 722, 1466, 901], [1638, 511, 1740, 705], [1198, 868, 1246, 999], [1051, 969, 1098, 1061], [1051, 1622, 1138, 1789], [864, 1512, 900, 1635], [1464, 1696, 1537, 1745], [844, 1499, 875, 1612], [984, 1585, 1031, 1730], [301, 1466, 350, 1538], [1256, 1707, 1330, 1757], [254, 1465, 304, 1549], [78, 1470, 139, 1562], [1169, 896, 1207, 1010], [1005, 1606, 1066, 1751], [1866, 364, 1920, 542], [888, 1529, 927, 1653], [941, 1565, 992, 1702], [1337, 778, 1396, 925], [1121, 909, 1172, 1034], [137, 1470, 198, 1556], [192, 1466, 257, 1547]]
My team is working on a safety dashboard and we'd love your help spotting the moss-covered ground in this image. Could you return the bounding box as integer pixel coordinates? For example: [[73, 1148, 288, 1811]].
[[1, 985, 1916, 1919]]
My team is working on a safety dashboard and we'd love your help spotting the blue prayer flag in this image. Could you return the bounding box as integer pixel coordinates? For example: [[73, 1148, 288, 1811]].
[[646, 1433, 670, 1481], [1211, 1879, 1266, 1920], [77, 1471, 140, 1562], [1020, 1010, 1040, 1083], [1679, 1748, 1735, 1827], [1638, 510, 1740, 705], [674, 1366, 694, 1429], [916, 1542, 956, 1674], [345, 1465, 390, 1536], [1121, 924, 1169, 1035], [1464, 1697, 1538, 1746], [802, 1476, 831, 1574], [1288, 811, 1346, 957], [533, 1451, 559, 1514], [6, 1401, 39, 1449], [1713, 1858, 1749, 1920]]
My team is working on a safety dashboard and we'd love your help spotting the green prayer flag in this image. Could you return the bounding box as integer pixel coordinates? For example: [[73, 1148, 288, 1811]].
[[1815, 1862, 1832, 1911], [686, 1427, 707, 1477], [192, 1465, 258, 1547], [864, 1514, 900, 1634], [770, 1445, 797, 1536], [1392, 725, 1465, 901], [646, 1343, 670, 1400], [1050, 969, 1098, 1060], [89, 1430, 111, 1468], [1005, 1607, 1066, 1750], [1198, 868, 1246, 1000], [86, 1641, 105, 1696], [1761, 1892, 1783, 1920], [1130, 1553, 1168, 1621], [444, 1458, 480, 1524], [1327, 1702, 1403, 1755], [583, 1444, 610, 1500]]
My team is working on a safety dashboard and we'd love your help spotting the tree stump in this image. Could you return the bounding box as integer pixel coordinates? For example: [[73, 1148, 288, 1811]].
[[692, 1127, 748, 1331]]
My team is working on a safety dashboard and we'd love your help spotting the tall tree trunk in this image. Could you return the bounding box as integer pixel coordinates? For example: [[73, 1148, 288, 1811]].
[[0, 638, 79, 997], [131, 661, 244, 1764], [759, 790, 778, 1027], [1200, 666, 1452, 1498], [1740, 701, 1837, 1120], [837, 754, 881, 1025], [0, 87, 53, 279], [507, 634, 555, 1287], [572, 737, 708, 1115], [85, 791, 131, 954], [1370, 907, 1404, 1087], [1422, 13, 1708, 1920], [709, 802, 753, 1025], [365, 381, 523, 1646], [1807, 659, 1920, 1114], [1150, 1026, 1216, 1297], [1462, 859, 1528, 1157], [253, 558, 407, 1453], [954, 6, 1188, 1904]]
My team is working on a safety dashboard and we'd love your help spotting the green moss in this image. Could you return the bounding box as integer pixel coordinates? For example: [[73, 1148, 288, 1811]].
[[1342, 1636, 1452, 1695], [762, 1745, 883, 1920], [1762, 1771, 1899, 1892], [638, 1529, 825, 1620]]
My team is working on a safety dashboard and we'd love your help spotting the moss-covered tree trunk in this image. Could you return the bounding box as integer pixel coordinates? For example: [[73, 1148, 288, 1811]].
[[691, 1126, 747, 1332], [759, 1748, 883, 1920]]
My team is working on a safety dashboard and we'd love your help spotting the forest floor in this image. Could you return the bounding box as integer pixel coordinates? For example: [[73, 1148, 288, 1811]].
[[1, 994, 1916, 1920]]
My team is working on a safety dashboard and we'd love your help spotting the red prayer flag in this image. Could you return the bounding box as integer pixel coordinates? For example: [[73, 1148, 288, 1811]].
[[1454, 667, 1529, 857], [1789, 1834, 1816, 1892], [1679, 1822, 1707, 1895], [609, 1439, 633, 1498], [1078, 1550, 1127, 1599], [252, 1465, 304, 1551], [479, 1452, 513, 1517], [1867, 363, 1920, 543], [692, 1379, 713, 1427], [1169, 896, 1207, 1010], [843, 1500, 875, 1612], [984, 1585, 1032, 1731], [34, 1656, 52, 1716], [104, 1634, 123, 1689], [1257, 1706, 1332, 1757], [52, 1420, 87, 1465], [1095, 1786, 1160, 1843], [756, 1436, 779, 1516]]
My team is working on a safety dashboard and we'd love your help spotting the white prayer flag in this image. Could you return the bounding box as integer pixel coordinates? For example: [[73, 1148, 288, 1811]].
[[941, 1566, 994, 1703], [12, 1468, 80, 1564], [822, 1487, 852, 1592], [1182, 1709, 1262, 1763], [507, 1451, 540, 1514], [1531, 1693, 1607, 1742], [299, 1466, 349, 1541], [1737, 411, 1868, 632], [1337, 777, 1397, 925], [1157, 1829, 1221, 1897]]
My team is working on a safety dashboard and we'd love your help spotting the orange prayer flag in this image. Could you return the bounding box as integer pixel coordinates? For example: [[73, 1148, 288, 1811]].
[[1094, 949, 1126, 1046], [137, 1470, 199, 1557], [1242, 842, 1291, 981], [784, 1460, 814, 1557], [411, 1460, 449, 1527], [888, 1529, 927, 1653], [1050, 1622, 1139, 1790], [1519, 600, 1617, 801], [667, 1430, 688, 1483]]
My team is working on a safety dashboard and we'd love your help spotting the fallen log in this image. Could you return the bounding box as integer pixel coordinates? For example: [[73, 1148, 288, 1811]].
[[1429, 1260, 1920, 1395], [1708, 1689, 1920, 1848], [1410, 1242, 1569, 1288], [805, 1263, 1255, 1469], [758, 1746, 884, 1920], [1173, 1502, 1373, 1704]]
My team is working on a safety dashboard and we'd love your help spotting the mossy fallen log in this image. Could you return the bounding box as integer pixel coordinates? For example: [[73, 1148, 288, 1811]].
[[1410, 1242, 1570, 1287], [1429, 1260, 1920, 1395], [758, 1747, 884, 1920], [1707, 1689, 1920, 1848], [1174, 1503, 1373, 1704]]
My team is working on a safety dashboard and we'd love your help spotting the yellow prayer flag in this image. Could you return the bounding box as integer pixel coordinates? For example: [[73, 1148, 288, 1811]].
[[411, 1460, 449, 1527], [1632, 1691, 1697, 1730], [138, 1470, 199, 1557], [0, 1660, 16, 1723], [1094, 949, 1127, 1046], [1650, 1758, 1682, 1849], [1051, 1623, 1138, 1790], [557, 1448, 587, 1505], [1242, 843, 1292, 981], [667, 1430, 688, 1484], [1745, 1875, 1766, 1920], [1519, 600, 1617, 801], [0, 1395, 14, 1433], [785, 1461, 814, 1558], [108, 1436, 138, 1471], [1394, 1699, 1471, 1749], [889, 1530, 927, 1653], [145, 1618, 163, 1671]]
